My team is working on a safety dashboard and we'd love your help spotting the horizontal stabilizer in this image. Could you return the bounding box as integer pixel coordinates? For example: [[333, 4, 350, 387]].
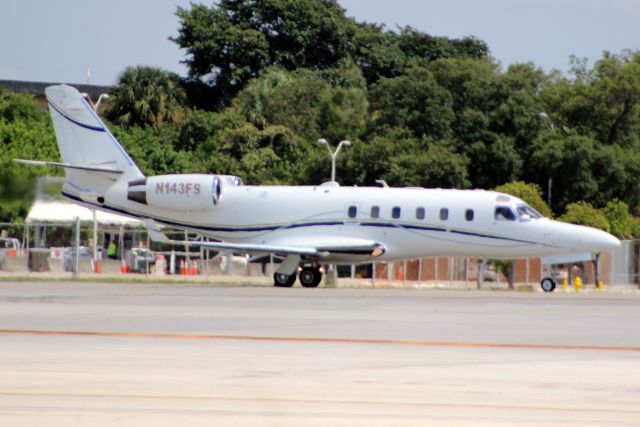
[[14, 159, 123, 174]]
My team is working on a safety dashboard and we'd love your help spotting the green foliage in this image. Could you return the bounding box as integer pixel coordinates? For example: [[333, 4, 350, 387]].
[[105, 65, 186, 128], [557, 198, 640, 239], [172, 1, 488, 107], [540, 51, 640, 147], [493, 181, 553, 218], [172, 0, 358, 107], [601, 199, 635, 239], [0, 92, 46, 122], [386, 141, 469, 188], [233, 67, 368, 142], [111, 125, 195, 175], [369, 67, 454, 139], [193, 120, 311, 184], [557, 201, 610, 232], [0, 92, 59, 221]]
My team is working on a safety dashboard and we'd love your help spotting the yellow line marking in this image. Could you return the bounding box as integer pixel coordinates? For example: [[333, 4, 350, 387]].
[[0, 329, 638, 352]]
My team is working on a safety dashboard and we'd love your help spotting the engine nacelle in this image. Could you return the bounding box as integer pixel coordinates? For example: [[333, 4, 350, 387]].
[[127, 174, 224, 211]]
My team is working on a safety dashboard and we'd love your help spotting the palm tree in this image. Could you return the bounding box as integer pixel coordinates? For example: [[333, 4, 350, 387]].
[[105, 66, 187, 127]]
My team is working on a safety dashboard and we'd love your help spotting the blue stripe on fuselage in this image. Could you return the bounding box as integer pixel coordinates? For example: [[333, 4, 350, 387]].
[[61, 191, 538, 245]]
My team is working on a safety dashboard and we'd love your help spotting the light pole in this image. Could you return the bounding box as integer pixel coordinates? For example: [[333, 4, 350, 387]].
[[317, 138, 350, 183], [538, 112, 554, 207], [538, 112, 554, 130], [94, 93, 110, 111], [80, 93, 110, 112]]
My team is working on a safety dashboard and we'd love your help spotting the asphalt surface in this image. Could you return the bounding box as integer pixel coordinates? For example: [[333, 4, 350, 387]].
[[0, 281, 639, 426]]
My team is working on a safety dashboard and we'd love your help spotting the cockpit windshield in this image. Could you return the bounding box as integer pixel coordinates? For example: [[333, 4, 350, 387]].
[[515, 204, 543, 220], [221, 176, 243, 186]]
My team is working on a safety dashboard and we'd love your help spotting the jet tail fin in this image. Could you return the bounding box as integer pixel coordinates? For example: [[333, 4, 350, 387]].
[[44, 84, 144, 196]]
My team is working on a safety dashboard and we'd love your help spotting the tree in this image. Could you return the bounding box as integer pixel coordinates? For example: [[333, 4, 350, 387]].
[[193, 121, 311, 184], [398, 28, 488, 64], [493, 181, 552, 218], [591, 51, 640, 146], [176, 109, 246, 152], [557, 201, 610, 232], [0, 92, 60, 221], [529, 133, 600, 212], [173, 1, 491, 107], [601, 199, 635, 239], [105, 66, 186, 128], [342, 129, 412, 186], [465, 135, 522, 190], [386, 141, 469, 188], [111, 125, 194, 175], [368, 67, 454, 140], [233, 66, 369, 142], [540, 51, 640, 147], [173, 0, 358, 106]]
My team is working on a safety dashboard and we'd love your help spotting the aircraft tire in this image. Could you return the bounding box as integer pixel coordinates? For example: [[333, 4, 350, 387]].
[[274, 272, 296, 287], [299, 267, 322, 288], [540, 277, 556, 292]]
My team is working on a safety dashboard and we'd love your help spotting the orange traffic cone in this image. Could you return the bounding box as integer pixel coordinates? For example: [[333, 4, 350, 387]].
[[180, 259, 187, 276], [95, 261, 101, 274], [191, 259, 199, 276], [120, 259, 127, 274]]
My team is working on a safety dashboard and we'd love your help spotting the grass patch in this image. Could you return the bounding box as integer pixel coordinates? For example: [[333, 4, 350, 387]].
[[0, 275, 271, 287]]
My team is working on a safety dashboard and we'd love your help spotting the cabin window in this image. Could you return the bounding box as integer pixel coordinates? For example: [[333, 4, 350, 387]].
[[371, 205, 380, 219], [392, 206, 401, 219], [416, 207, 425, 220], [465, 209, 474, 221], [439, 208, 449, 221], [348, 205, 357, 219], [495, 206, 517, 221]]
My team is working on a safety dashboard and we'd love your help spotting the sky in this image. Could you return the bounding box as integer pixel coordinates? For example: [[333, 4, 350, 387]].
[[2, 0, 639, 86]]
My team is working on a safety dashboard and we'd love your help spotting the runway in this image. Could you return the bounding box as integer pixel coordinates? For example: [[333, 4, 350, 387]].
[[0, 282, 639, 426]]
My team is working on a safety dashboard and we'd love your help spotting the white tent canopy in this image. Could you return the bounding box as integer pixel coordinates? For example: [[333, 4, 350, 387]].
[[26, 200, 142, 227]]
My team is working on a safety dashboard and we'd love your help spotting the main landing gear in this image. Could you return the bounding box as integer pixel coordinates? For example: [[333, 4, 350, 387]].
[[273, 272, 297, 287], [273, 265, 323, 288]]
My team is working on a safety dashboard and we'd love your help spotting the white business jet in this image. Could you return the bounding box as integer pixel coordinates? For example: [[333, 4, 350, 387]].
[[17, 85, 620, 289]]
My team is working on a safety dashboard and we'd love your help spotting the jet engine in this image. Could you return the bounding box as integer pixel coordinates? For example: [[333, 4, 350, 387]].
[[127, 174, 222, 210]]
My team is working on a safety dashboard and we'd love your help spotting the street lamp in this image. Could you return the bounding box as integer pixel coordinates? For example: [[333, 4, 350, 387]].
[[94, 93, 110, 111], [538, 112, 554, 130], [80, 92, 110, 113], [317, 138, 350, 183], [538, 112, 553, 207]]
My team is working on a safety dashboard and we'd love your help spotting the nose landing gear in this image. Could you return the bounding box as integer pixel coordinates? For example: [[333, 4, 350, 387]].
[[540, 277, 556, 292]]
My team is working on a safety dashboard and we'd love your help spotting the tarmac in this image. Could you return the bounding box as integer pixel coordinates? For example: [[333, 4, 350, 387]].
[[0, 281, 639, 426]]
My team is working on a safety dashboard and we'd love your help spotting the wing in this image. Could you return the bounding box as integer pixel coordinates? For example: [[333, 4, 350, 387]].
[[144, 219, 385, 258]]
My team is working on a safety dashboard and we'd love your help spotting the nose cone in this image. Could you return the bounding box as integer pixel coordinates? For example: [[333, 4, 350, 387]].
[[550, 221, 621, 252], [577, 226, 621, 251]]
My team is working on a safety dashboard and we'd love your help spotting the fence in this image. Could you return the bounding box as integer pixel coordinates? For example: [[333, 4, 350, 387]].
[[1, 222, 638, 289]]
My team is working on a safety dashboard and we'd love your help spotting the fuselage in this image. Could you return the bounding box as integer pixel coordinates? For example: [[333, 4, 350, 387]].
[[64, 180, 622, 264]]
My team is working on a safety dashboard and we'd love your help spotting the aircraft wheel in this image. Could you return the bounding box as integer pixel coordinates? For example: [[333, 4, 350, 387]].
[[299, 267, 322, 288], [540, 277, 556, 292], [273, 272, 296, 287]]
